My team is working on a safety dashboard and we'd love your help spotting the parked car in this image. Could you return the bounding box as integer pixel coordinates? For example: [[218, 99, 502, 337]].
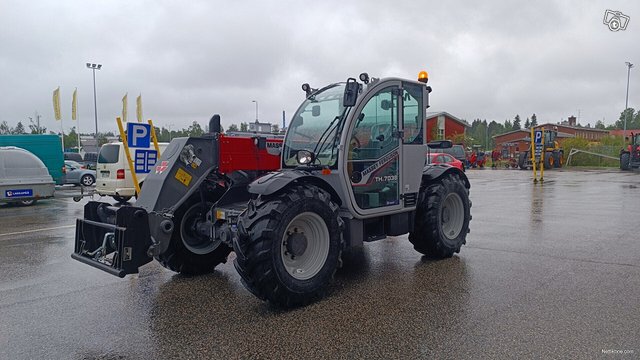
[[63, 160, 96, 186], [1, 146, 55, 206], [439, 144, 467, 169], [426, 152, 465, 171], [82, 152, 98, 170]]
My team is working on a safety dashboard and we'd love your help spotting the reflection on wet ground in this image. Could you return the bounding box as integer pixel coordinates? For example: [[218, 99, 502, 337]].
[[1, 169, 639, 359]]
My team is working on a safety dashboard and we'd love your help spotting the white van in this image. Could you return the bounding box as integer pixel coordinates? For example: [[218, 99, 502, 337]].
[[96, 142, 168, 202]]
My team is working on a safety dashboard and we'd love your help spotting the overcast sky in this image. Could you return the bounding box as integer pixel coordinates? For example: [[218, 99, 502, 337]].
[[1, 0, 639, 134]]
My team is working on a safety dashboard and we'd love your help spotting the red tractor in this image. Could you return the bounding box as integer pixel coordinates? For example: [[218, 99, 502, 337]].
[[620, 132, 640, 170]]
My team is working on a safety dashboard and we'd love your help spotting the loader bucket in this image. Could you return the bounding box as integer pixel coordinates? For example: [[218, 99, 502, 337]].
[[72, 201, 154, 277]]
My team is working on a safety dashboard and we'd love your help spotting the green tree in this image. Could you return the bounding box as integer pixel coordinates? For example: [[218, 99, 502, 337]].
[[240, 122, 248, 132], [13, 121, 26, 134], [524, 117, 530, 129], [0, 121, 11, 134], [28, 118, 45, 134], [187, 121, 204, 137], [227, 124, 239, 132], [97, 133, 109, 147], [616, 108, 636, 129], [504, 119, 513, 131], [530, 113, 538, 127], [512, 115, 521, 130], [63, 127, 78, 149], [595, 120, 606, 129]]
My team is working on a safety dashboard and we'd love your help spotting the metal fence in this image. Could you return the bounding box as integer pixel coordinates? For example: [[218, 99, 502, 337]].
[[565, 145, 619, 167]]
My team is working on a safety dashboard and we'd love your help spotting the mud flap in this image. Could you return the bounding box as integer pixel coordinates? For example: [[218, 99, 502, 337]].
[[72, 201, 154, 277]]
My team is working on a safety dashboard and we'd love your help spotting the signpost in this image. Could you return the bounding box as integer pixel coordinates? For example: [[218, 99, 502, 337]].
[[531, 128, 545, 182], [116, 118, 162, 196]]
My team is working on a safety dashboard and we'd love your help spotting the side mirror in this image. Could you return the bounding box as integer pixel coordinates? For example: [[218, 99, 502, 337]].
[[291, 115, 303, 127], [343, 78, 359, 107], [312, 105, 320, 117]]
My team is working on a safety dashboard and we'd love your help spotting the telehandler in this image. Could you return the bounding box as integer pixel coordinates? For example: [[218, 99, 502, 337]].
[[73, 72, 472, 307]]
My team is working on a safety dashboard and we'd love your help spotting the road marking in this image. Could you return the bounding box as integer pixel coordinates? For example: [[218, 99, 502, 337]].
[[0, 224, 75, 238]]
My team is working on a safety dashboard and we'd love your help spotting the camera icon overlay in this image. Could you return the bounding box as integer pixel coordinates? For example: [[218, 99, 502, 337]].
[[604, 10, 630, 31]]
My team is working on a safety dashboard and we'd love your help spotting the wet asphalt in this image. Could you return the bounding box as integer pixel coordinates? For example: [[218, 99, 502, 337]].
[[0, 169, 639, 359]]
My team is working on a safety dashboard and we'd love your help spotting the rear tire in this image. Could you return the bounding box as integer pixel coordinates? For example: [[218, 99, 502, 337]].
[[553, 152, 563, 168], [621, 152, 630, 170], [156, 196, 232, 275], [234, 185, 344, 307], [409, 173, 471, 258]]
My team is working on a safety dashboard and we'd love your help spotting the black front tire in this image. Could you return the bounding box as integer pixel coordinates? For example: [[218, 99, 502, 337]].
[[409, 173, 471, 258], [518, 152, 527, 170], [156, 196, 232, 275], [621, 152, 630, 170], [543, 152, 554, 169], [234, 185, 344, 308]]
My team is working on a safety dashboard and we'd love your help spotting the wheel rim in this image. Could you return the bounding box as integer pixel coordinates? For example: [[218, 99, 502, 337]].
[[82, 175, 93, 186], [549, 156, 554, 166], [441, 193, 464, 240], [181, 203, 220, 255], [281, 212, 330, 281]]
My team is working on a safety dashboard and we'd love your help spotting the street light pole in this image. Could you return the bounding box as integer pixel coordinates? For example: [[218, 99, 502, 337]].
[[86, 63, 102, 142], [624, 62, 633, 139], [252, 100, 258, 122]]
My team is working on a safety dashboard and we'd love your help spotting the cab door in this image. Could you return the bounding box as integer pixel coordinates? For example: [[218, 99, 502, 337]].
[[345, 83, 402, 215]]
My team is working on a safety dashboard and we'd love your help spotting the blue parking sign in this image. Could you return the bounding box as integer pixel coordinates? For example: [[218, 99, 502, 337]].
[[534, 130, 543, 144], [127, 122, 151, 148], [134, 149, 158, 174]]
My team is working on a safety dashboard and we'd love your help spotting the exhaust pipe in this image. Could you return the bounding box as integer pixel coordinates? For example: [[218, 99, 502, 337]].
[[209, 114, 221, 134]]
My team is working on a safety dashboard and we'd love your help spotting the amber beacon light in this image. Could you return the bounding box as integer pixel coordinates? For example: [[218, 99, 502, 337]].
[[418, 71, 429, 83]]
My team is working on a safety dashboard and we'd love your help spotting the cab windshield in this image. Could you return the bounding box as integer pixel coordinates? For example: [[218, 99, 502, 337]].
[[283, 83, 347, 167]]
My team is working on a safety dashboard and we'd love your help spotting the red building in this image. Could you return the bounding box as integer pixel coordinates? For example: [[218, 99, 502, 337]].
[[425, 112, 470, 142], [493, 116, 610, 158]]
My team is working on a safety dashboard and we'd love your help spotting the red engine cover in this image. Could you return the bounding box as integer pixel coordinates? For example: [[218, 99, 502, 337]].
[[218, 134, 282, 174]]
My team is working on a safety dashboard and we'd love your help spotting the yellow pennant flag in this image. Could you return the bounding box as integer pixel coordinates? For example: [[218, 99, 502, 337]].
[[71, 88, 77, 120], [122, 93, 128, 122], [136, 94, 143, 123], [53, 87, 61, 121]]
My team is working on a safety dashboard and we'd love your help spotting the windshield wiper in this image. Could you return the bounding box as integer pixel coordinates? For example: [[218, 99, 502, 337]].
[[312, 115, 343, 162]]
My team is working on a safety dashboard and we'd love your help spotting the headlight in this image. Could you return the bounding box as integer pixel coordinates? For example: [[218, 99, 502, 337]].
[[296, 150, 315, 165]]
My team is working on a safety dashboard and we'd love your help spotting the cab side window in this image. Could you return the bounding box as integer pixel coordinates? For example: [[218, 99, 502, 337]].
[[402, 83, 424, 144]]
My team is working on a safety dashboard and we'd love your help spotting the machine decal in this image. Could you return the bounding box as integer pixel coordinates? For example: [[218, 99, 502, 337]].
[[266, 141, 282, 156], [190, 156, 202, 169], [174, 167, 193, 187], [155, 161, 169, 174], [350, 148, 399, 185], [5, 189, 33, 198]]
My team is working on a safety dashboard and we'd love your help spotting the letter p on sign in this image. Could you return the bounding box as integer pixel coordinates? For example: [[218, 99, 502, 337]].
[[127, 122, 151, 148]]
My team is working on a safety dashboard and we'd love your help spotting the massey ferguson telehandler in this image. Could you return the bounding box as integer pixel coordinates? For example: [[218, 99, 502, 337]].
[[73, 72, 471, 308]]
